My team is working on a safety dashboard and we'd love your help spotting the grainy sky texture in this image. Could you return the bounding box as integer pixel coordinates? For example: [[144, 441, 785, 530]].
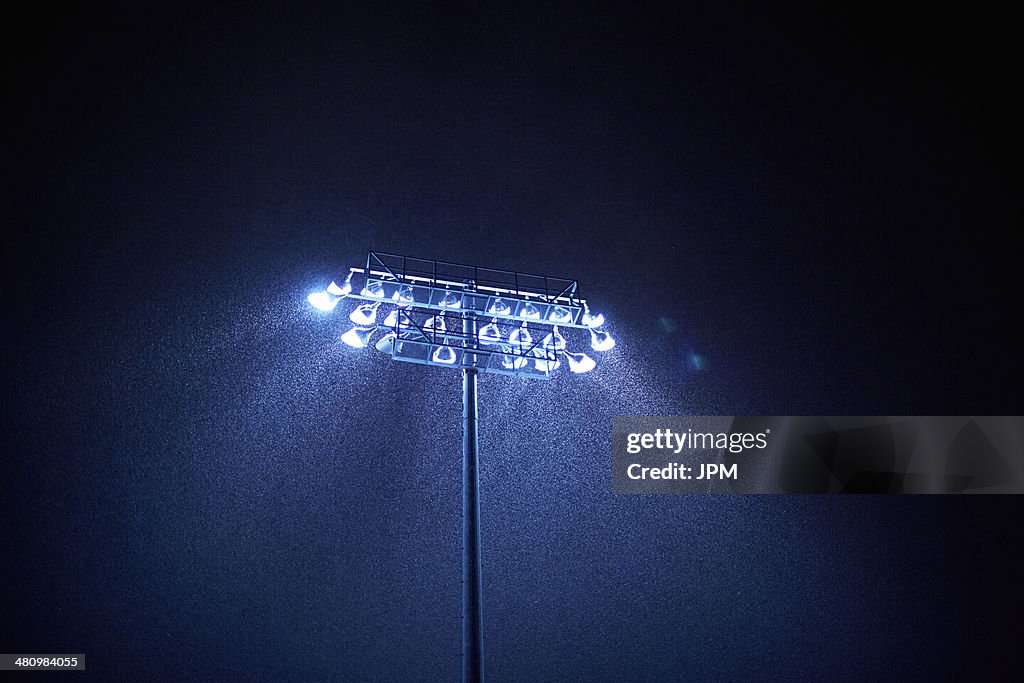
[[2, 2, 1021, 680]]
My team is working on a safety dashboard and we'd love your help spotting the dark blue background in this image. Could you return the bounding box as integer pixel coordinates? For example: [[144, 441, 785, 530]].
[[3, 3, 1021, 680]]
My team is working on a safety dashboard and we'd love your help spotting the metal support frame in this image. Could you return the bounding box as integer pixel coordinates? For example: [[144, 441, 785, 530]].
[[343, 252, 584, 379]]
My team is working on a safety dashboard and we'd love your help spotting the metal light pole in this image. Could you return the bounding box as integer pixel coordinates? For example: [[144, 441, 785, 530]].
[[307, 252, 615, 682], [462, 363, 483, 682]]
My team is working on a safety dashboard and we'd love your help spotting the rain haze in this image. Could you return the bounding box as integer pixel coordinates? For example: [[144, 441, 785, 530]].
[[2, 3, 1021, 680]]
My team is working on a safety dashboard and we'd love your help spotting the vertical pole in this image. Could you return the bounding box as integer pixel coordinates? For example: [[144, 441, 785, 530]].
[[462, 366, 483, 682]]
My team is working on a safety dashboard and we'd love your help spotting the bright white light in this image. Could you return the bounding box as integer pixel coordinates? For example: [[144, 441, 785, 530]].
[[499, 353, 528, 370], [533, 349, 560, 372], [582, 304, 605, 328], [349, 302, 379, 325], [341, 326, 373, 348], [424, 315, 446, 334], [439, 290, 462, 308], [327, 275, 352, 297], [392, 286, 415, 304], [541, 326, 566, 352], [509, 322, 531, 350], [383, 310, 409, 328], [590, 328, 616, 351], [375, 333, 395, 354], [307, 291, 339, 312], [495, 344, 527, 370], [519, 302, 541, 319], [432, 346, 457, 364], [478, 319, 501, 343], [548, 306, 571, 323], [564, 351, 596, 373], [488, 298, 511, 315], [361, 281, 385, 298]]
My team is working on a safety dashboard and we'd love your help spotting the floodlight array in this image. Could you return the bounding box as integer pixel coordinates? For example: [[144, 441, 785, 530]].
[[308, 252, 614, 379]]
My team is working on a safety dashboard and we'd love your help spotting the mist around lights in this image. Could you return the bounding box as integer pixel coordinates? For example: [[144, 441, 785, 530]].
[[306, 252, 616, 379]]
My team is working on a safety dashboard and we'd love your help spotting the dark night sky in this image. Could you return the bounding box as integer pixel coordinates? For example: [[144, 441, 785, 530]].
[[2, 2, 1021, 680]]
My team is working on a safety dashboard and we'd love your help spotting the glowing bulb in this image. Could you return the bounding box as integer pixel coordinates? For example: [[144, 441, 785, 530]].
[[375, 333, 396, 354], [488, 298, 511, 315], [548, 306, 571, 323], [478, 318, 501, 343], [392, 286, 415, 304], [541, 326, 566, 352], [328, 274, 352, 296], [383, 309, 409, 329], [307, 290, 339, 312], [439, 290, 461, 308], [341, 326, 373, 348], [349, 302, 380, 325], [590, 328, 616, 351], [582, 303, 605, 328], [533, 348, 560, 372], [509, 322, 532, 350], [361, 281, 385, 298], [424, 315, 446, 334], [519, 301, 541, 319], [563, 351, 596, 373], [432, 346, 457, 364], [499, 354, 528, 370], [495, 344, 528, 370]]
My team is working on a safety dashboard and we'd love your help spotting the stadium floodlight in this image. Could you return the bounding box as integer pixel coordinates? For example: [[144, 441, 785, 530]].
[[306, 251, 614, 682]]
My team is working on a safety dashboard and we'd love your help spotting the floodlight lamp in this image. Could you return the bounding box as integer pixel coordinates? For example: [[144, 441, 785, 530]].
[[439, 290, 462, 308], [392, 285, 415, 304], [509, 322, 531, 349], [581, 303, 605, 328], [590, 328, 616, 351], [341, 326, 374, 348], [361, 281, 386, 298], [307, 290, 339, 312], [375, 333, 396, 354], [424, 315, 446, 333], [493, 344, 526, 370], [488, 298, 511, 316], [433, 346, 457, 364], [519, 301, 541, 319], [478, 319, 501, 343], [548, 306, 571, 323], [350, 302, 380, 325], [500, 354, 528, 370], [328, 273, 353, 296], [533, 350, 560, 372], [541, 326, 566, 352], [563, 351, 596, 373], [383, 309, 410, 329]]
